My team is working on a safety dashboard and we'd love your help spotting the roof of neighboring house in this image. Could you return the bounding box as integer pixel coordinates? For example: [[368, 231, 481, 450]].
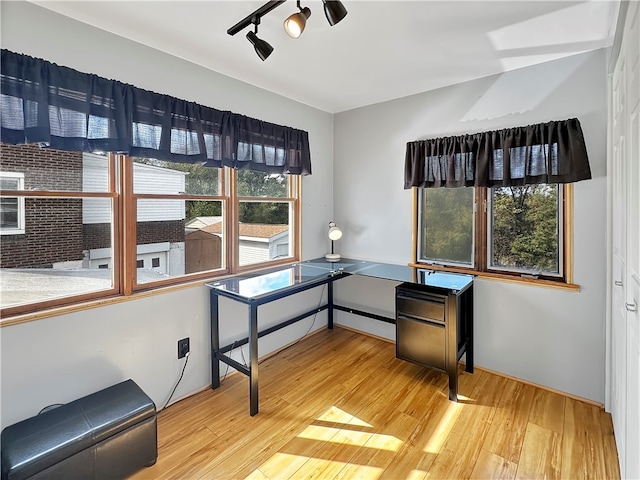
[[185, 216, 223, 229], [198, 222, 288, 240]]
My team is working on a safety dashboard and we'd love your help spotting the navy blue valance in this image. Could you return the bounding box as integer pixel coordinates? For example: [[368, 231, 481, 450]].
[[0, 49, 311, 175]]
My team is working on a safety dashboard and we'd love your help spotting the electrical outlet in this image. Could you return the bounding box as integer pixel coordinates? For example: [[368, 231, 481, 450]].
[[177, 338, 190, 359]]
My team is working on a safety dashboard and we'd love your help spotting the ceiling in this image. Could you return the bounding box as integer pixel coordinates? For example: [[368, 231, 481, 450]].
[[30, 0, 619, 113]]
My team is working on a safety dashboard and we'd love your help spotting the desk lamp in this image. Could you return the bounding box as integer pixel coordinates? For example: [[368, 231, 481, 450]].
[[325, 222, 343, 262]]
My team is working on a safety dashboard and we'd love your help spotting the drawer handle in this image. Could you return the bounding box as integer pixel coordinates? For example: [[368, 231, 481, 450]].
[[614, 280, 623, 287], [397, 314, 445, 327], [626, 301, 637, 313]]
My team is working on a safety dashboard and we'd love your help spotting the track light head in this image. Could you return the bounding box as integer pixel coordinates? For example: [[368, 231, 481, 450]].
[[284, 5, 311, 39], [228, 0, 348, 59], [246, 29, 274, 61], [322, 0, 347, 26]]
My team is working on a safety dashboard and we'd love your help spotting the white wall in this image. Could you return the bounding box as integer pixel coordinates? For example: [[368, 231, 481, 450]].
[[0, 1, 333, 428], [333, 49, 608, 403]]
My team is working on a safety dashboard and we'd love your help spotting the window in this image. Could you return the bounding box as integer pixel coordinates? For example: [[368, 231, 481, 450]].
[[417, 183, 569, 282], [235, 170, 298, 269], [0, 145, 117, 312], [407, 118, 588, 285], [0, 172, 25, 235], [0, 144, 301, 318], [419, 187, 474, 267], [132, 156, 226, 286], [488, 184, 562, 277]]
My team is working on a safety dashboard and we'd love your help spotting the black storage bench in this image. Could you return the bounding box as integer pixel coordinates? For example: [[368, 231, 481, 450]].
[[1, 379, 157, 480]]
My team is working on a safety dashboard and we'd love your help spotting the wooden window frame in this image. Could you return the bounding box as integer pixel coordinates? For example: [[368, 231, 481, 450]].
[[1, 151, 302, 321], [231, 172, 301, 274], [411, 184, 577, 290]]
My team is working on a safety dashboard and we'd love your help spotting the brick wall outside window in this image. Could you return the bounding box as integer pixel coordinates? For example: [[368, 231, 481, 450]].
[[1, 144, 84, 268]]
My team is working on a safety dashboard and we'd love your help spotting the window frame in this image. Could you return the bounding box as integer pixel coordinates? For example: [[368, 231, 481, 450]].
[[0, 148, 302, 320], [485, 184, 564, 279], [0, 172, 25, 235], [412, 184, 575, 288], [231, 171, 301, 273]]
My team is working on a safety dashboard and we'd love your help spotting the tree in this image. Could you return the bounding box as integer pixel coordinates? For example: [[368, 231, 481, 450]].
[[492, 184, 558, 272], [237, 170, 288, 225], [423, 187, 474, 263], [132, 159, 288, 225]]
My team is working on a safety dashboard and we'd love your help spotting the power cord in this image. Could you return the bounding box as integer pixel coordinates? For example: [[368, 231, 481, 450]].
[[162, 352, 190, 411], [220, 284, 327, 381], [220, 340, 237, 385], [258, 283, 327, 364]]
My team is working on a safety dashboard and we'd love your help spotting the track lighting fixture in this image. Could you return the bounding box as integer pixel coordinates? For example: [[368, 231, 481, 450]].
[[246, 22, 274, 61], [284, 1, 311, 39], [227, 0, 348, 60], [322, 0, 348, 26]]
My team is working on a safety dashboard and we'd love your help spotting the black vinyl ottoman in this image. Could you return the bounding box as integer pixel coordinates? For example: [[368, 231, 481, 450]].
[[1, 379, 157, 480]]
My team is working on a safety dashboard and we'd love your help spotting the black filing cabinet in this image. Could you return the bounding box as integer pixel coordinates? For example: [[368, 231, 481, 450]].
[[395, 281, 473, 401]]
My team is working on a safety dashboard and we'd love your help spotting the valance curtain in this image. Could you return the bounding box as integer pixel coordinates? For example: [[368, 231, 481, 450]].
[[404, 118, 591, 188], [0, 49, 311, 175]]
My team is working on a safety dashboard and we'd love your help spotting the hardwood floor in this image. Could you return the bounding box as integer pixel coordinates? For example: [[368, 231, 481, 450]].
[[130, 327, 620, 480]]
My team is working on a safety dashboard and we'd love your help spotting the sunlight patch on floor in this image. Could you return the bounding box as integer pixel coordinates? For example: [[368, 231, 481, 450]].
[[317, 405, 373, 427], [246, 406, 405, 479], [423, 401, 463, 454], [406, 469, 429, 480]]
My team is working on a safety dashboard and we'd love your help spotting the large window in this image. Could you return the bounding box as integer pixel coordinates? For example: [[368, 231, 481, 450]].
[[417, 184, 569, 282], [0, 144, 300, 318]]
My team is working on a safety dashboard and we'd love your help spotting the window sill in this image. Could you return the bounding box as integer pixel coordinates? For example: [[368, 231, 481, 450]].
[[1, 259, 300, 328], [408, 263, 580, 292]]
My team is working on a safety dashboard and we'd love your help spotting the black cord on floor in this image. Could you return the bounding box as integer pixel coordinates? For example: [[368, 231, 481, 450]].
[[162, 352, 190, 411]]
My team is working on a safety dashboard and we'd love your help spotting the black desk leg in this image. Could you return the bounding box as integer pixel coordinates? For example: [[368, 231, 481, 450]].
[[210, 292, 220, 389], [447, 293, 459, 402], [465, 287, 474, 373], [249, 302, 259, 416], [328, 281, 334, 329]]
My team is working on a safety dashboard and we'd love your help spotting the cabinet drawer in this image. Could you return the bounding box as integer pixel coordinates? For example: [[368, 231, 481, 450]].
[[396, 293, 445, 323], [396, 315, 446, 370]]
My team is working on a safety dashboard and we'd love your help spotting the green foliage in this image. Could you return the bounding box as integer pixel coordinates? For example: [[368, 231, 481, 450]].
[[239, 202, 288, 225], [237, 170, 287, 197], [422, 188, 474, 263], [238, 170, 289, 225], [132, 159, 290, 225], [491, 185, 559, 273], [133, 157, 219, 195], [422, 184, 560, 274], [186, 201, 221, 221]]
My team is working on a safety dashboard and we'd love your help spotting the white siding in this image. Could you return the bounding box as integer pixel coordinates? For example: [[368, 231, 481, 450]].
[[239, 240, 269, 266], [82, 154, 110, 224], [82, 155, 187, 224]]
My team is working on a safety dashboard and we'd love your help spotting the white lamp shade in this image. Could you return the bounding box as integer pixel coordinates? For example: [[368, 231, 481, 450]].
[[328, 225, 342, 241]]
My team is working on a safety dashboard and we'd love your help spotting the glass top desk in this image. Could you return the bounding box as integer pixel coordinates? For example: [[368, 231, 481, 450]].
[[206, 258, 473, 416]]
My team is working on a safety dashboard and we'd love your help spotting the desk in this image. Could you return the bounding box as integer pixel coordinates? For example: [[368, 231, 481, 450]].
[[206, 258, 473, 416]]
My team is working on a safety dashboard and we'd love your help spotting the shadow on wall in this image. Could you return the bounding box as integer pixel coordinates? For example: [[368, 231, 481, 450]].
[[460, 53, 586, 122]]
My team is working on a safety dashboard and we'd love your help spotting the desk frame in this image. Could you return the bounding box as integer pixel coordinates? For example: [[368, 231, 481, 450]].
[[208, 266, 472, 416]]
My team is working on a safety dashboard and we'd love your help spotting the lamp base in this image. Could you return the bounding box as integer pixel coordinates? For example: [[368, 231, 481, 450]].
[[325, 253, 341, 262]]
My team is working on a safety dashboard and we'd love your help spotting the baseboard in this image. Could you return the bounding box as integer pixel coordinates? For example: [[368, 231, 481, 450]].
[[182, 324, 604, 412], [334, 323, 395, 344], [471, 364, 604, 409], [335, 323, 605, 409]]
